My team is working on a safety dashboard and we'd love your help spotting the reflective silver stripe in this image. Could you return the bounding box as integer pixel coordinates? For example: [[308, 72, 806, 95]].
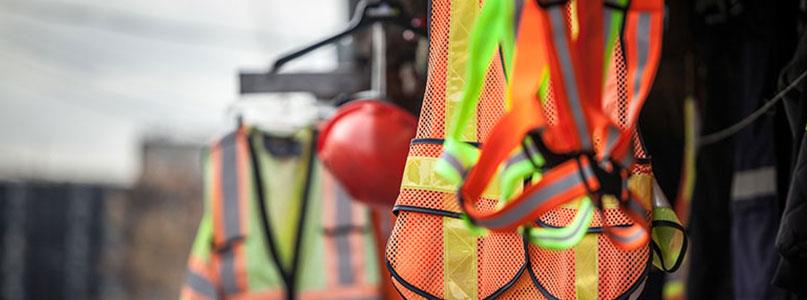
[[479, 164, 594, 229], [608, 225, 645, 244], [218, 138, 243, 295], [625, 198, 649, 217], [618, 147, 634, 168], [580, 161, 596, 181], [601, 125, 621, 162], [219, 249, 239, 295], [731, 167, 777, 201], [186, 271, 218, 298], [548, 7, 591, 150], [524, 138, 540, 158], [220, 141, 242, 242], [505, 151, 528, 169], [333, 184, 355, 285], [533, 200, 593, 241], [631, 13, 651, 103], [651, 179, 671, 208], [440, 152, 468, 178]]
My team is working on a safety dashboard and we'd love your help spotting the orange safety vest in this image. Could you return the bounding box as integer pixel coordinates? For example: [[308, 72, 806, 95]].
[[181, 127, 383, 300], [386, 0, 531, 298], [386, 0, 684, 299]]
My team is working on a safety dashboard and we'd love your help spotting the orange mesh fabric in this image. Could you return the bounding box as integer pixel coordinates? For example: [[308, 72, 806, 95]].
[[388, 0, 525, 298], [529, 245, 577, 299], [597, 236, 649, 299], [414, 0, 450, 139], [540, 207, 635, 228], [477, 228, 526, 298], [476, 57, 507, 142], [415, 0, 506, 141], [388, 212, 446, 298], [387, 0, 654, 298], [497, 271, 544, 299]]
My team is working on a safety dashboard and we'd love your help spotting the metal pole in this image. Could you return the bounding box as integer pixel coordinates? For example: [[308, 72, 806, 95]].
[[371, 22, 387, 99]]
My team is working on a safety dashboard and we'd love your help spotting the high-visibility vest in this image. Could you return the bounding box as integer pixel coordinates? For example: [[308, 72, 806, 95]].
[[386, 0, 686, 299], [181, 127, 382, 300], [386, 1, 530, 298]]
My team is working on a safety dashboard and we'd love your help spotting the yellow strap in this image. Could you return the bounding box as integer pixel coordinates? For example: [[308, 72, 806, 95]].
[[401, 156, 500, 200], [629, 173, 654, 209], [575, 234, 598, 300], [445, 0, 481, 142], [444, 216, 478, 300], [443, 1, 481, 298]]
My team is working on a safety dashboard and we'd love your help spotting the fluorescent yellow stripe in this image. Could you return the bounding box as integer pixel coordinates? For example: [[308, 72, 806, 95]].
[[444, 215, 478, 300], [681, 98, 698, 209], [558, 173, 652, 210], [401, 156, 500, 199], [445, 0, 480, 142], [443, 1, 480, 298], [629, 173, 654, 209], [575, 234, 598, 300]]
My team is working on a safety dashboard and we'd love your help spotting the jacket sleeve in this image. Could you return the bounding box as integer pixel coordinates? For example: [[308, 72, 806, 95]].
[[773, 131, 807, 297]]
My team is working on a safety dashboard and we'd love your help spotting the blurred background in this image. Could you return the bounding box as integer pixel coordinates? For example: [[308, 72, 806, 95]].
[[1, 0, 807, 299], [0, 0, 354, 298]]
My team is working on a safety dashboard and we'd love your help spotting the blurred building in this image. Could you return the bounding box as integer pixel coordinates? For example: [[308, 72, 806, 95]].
[[121, 138, 204, 299], [0, 137, 204, 300]]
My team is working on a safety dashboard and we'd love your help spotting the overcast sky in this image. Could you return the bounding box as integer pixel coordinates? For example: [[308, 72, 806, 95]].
[[0, 0, 348, 185]]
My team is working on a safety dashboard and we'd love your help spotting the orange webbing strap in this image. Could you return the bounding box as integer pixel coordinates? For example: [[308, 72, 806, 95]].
[[601, 0, 665, 167], [458, 0, 604, 232], [599, 191, 652, 250], [461, 156, 599, 231], [584, 158, 651, 250], [182, 257, 219, 300], [457, 0, 547, 204], [457, 0, 661, 251], [211, 128, 250, 295], [534, 0, 611, 155]]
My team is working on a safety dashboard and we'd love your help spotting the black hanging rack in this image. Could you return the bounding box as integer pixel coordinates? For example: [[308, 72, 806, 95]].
[[238, 0, 425, 99]]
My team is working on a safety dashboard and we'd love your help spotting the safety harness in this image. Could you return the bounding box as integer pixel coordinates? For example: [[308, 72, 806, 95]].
[[386, 0, 686, 298], [437, 0, 665, 251]]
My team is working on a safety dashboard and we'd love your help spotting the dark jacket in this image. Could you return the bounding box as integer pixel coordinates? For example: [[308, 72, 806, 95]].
[[774, 27, 807, 298]]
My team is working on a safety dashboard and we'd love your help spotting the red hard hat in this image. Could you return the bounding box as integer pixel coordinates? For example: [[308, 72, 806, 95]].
[[317, 100, 417, 207]]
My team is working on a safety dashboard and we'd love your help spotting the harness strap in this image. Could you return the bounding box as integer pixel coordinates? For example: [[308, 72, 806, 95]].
[[536, 0, 607, 154], [437, 0, 516, 185], [525, 196, 595, 249], [454, 1, 606, 249], [460, 156, 599, 232], [601, 0, 664, 167], [598, 192, 651, 250], [437, 0, 663, 251]]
